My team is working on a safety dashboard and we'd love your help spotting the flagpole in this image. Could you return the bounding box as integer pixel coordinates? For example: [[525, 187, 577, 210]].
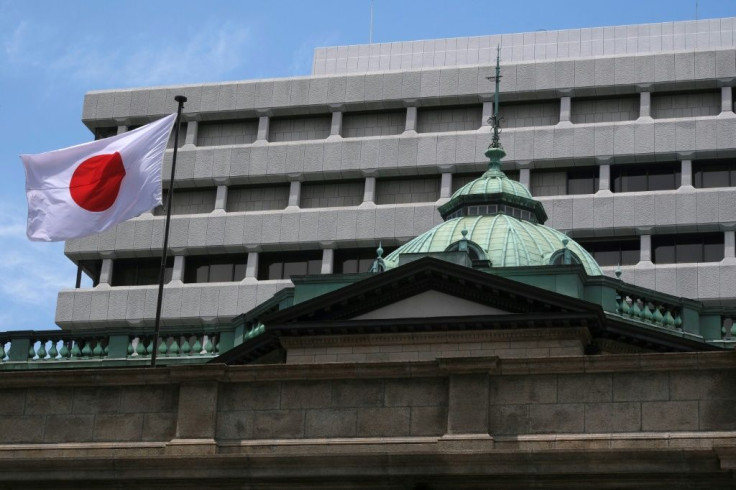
[[151, 95, 187, 368]]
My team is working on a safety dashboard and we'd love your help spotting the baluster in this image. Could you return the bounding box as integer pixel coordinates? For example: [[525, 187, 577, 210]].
[[157, 336, 168, 356], [674, 313, 683, 330], [632, 299, 642, 319], [652, 305, 664, 325], [59, 341, 70, 359], [81, 340, 93, 358], [127, 339, 134, 357], [48, 340, 59, 360], [643, 302, 654, 323], [0, 340, 6, 361], [203, 335, 213, 354], [663, 309, 675, 328], [146, 338, 154, 356], [36, 340, 47, 361], [621, 296, 631, 317], [191, 336, 202, 356], [135, 337, 147, 357], [92, 339, 104, 358], [181, 335, 192, 356], [28, 341, 36, 360], [731, 319, 736, 338], [70, 340, 81, 359], [169, 336, 180, 356], [615, 294, 622, 314]]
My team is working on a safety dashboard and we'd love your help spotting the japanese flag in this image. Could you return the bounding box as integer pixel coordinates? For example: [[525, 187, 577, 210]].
[[21, 114, 176, 242]]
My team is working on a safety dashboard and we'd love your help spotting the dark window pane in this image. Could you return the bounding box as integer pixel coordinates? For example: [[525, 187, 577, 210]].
[[622, 173, 647, 192], [341, 258, 358, 274], [648, 170, 676, 191], [112, 258, 171, 286], [676, 242, 702, 263], [209, 263, 233, 282], [567, 168, 598, 195], [307, 259, 322, 275], [701, 169, 730, 188], [283, 261, 308, 278], [195, 265, 209, 283], [267, 262, 283, 280], [704, 235, 724, 262], [234, 263, 247, 281], [593, 249, 620, 267], [653, 238, 675, 264], [620, 248, 640, 265]]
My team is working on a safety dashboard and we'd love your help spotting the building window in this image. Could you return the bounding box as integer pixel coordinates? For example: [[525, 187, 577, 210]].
[[226, 184, 290, 212], [78, 260, 102, 287], [375, 176, 441, 204], [258, 251, 323, 280], [94, 127, 117, 140], [578, 238, 640, 266], [652, 233, 724, 264], [154, 188, 217, 216], [112, 258, 173, 286], [530, 168, 598, 196], [416, 105, 482, 133], [693, 160, 736, 188], [184, 255, 247, 283], [612, 163, 681, 193], [334, 247, 397, 274]]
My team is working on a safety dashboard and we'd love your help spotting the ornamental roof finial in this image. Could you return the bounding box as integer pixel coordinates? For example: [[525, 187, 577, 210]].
[[487, 45, 502, 150]]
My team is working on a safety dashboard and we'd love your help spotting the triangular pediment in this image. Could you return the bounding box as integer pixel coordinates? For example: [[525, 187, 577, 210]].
[[351, 289, 512, 320]]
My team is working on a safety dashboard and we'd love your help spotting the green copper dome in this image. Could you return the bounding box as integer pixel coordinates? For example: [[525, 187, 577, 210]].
[[384, 215, 603, 276], [450, 167, 532, 201]]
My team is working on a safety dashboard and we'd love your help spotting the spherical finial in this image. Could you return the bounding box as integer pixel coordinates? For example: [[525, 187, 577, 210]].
[[562, 237, 569, 248], [376, 242, 384, 258], [615, 265, 622, 279], [461, 228, 468, 238]]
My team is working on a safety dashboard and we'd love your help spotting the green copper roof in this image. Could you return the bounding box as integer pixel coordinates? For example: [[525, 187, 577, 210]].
[[384, 215, 603, 276], [451, 167, 532, 201]]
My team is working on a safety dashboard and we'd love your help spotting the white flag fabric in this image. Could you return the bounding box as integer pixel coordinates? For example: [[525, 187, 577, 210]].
[[21, 114, 177, 242]]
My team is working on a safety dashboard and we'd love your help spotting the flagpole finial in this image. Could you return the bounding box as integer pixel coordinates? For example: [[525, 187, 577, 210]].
[[174, 95, 188, 103]]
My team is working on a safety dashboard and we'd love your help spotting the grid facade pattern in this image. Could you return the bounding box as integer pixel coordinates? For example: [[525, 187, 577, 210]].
[[502, 100, 560, 128], [651, 91, 721, 118], [269, 115, 332, 142], [417, 106, 482, 133], [226, 185, 290, 212], [197, 120, 258, 146], [570, 96, 640, 123], [301, 180, 364, 208], [342, 110, 405, 137], [154, 188, 217, 216], [375, 176, 441, 204]]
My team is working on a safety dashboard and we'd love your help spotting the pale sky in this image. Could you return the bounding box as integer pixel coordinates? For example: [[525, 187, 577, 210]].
[[0, 0, 734, 330]]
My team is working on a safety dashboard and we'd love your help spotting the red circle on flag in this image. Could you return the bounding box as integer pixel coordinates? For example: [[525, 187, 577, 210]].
[[69, 152, 126, 212]]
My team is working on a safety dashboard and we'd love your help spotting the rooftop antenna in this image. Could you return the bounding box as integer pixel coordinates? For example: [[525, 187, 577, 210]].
[[695, 0, 699, 21], [369, 0, 374, 44], [485, 45, 503, 149]]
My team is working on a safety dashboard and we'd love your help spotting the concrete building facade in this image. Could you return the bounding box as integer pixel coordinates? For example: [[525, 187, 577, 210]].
[[59, 17, 736, 331]]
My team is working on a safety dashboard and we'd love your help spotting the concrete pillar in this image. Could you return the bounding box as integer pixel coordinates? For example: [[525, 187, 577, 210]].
[[184, 120, 199, 147], [559, 96, 572, 125], [640, 234, 652, 263], [321, 248, 334, 275], [721, 87, 734, 114], [98, 259, 114, 286], [116, 125, 128, 135], [328, 110, 343, 139], [171, 256, 185, 283], [245, 252, 259, 282], [287, 181, 302, 208], [404, 106, 418, 133], [214, 185, 228, 211], [724, 230, 736, 260], [440, 173, 453, 199], [681, 159, 693, 188], [519, 168, 531, 189], [363, 176, 376, 204], [598, 164, 611, 192], [256, 115, 270, 143], [639, 91, 652, 120], [481, 102, 492, 126]]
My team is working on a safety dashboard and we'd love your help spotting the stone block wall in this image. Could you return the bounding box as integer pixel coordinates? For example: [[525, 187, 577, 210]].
[[0, 385, 177, 444], [197, 120, 258, 146]]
